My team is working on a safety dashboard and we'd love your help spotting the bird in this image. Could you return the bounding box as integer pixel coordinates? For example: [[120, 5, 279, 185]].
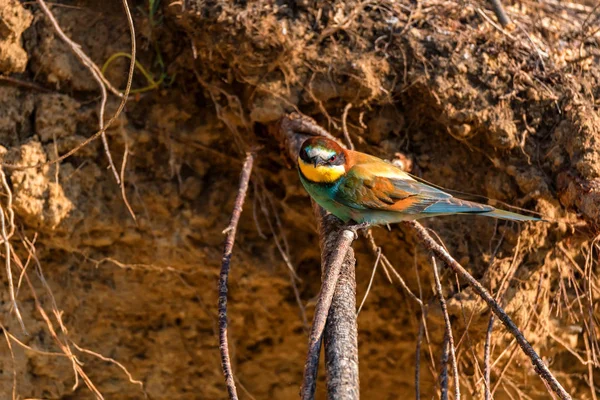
[[297, 136, 542, 225]]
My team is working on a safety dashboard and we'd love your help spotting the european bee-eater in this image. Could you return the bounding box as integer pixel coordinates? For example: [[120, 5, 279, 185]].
[[297, 137, 541, 225]]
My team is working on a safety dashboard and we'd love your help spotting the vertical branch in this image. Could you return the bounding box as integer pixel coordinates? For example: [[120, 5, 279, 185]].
[[301, 220, 356, 400], [322, 214, 360, 400], [405, 221, 572, 400], [440, 334, 449, 400], [415, 314, 424, 400], [485, 235, 521, 399], [277, 114, 360, 400], [431, 257, 460, 400], [483, 315, 494, 400], [218, 153, 255, 400]]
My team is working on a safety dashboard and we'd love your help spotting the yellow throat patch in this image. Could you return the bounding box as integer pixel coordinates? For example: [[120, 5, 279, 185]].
[[298, 158, 345, 183]]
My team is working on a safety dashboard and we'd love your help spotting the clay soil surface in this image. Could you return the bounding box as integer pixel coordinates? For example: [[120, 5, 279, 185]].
[[0, 0, 599, 399]]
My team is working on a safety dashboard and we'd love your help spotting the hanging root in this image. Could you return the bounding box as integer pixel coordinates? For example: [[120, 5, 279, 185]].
[[1, 0, 136, 188]]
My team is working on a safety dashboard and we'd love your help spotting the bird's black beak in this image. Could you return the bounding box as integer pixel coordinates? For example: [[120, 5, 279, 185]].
[[312, 156, 325, 167]]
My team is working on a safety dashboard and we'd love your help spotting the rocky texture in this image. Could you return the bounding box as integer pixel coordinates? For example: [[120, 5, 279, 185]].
[[0, 0, 32, 74], [0, 0, 598, 399]]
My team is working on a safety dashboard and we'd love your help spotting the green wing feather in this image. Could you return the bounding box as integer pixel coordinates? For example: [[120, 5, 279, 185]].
[[334, 163, 449, 213], [333, 162, 540, 221]]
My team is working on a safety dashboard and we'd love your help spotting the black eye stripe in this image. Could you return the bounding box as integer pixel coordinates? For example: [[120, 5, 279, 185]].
[[300, 144, 343, 165], [300, 147, 310, 161]]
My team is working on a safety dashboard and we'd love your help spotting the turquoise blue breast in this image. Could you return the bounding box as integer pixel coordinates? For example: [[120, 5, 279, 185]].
[[298, 170, 353, 222]]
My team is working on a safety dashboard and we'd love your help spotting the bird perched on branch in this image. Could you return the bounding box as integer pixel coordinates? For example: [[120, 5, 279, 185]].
[[297, 137, 541, 225]]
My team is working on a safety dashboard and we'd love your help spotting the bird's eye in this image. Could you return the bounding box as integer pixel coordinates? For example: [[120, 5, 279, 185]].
[[329, 155, 337, 163]]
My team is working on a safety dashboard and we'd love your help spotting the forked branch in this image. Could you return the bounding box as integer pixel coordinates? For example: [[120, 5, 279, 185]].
[[405, 220, 571, 400]]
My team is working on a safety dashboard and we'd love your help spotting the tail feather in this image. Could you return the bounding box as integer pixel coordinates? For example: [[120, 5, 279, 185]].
[[424, 199, 542, 221], [480, 208, 543, 222]]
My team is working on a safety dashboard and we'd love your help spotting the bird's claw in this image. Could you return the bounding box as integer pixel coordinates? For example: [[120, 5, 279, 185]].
[[345, 222, 371, 240]]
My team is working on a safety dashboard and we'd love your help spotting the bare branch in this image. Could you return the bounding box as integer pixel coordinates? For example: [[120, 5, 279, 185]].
[[485, 235, 522, 400], [415, 313, 424, 400], [321, 213, 360, 400], [484, 314, 494, 400], [431, 256, 460, 400], [218, 153, 255, 400], [405, 221, 572, 400], [301, 218, 356, 400]]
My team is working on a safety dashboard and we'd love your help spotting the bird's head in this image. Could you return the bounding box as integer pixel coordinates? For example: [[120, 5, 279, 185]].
[[298, 137, 347, 183]]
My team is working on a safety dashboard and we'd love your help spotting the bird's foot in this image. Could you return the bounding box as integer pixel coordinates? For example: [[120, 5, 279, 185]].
[[345, 221, 371, 240]]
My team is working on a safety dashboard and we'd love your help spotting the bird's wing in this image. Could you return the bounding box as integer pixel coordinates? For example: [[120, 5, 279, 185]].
[[334, 162, 449, 213], [335, 162, 494, 215]]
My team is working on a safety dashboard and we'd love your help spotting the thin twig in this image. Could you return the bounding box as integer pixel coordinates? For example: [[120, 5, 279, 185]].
[[485, 235, 522, 400], [414, 251, 437, 390], [218, 153, 255, 400], [431, 257, 460, 400], [0, 321, 17, 400], [363, 230, 422, 305], [476, 8, 517, 40], [584, 334, 598, 400], [357, 247, 381, 315], [484, 315, 495, 400], [253, 181, 306, 329], [405, 221, 572, 400], [0, 75, 53, 92], [0, 168, 24, 332], [20, 234, 139, 399], [10, 248, 104, 399], [415, 313, 424, 400], [119, 140, 137, 222], [342, 103, 355, 150], [36, 0, 124, 98], [489, 271, 546, 396], [487, 0, 511, 27], [440, 333, 449, 400], [72, 342, 145, 393]]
